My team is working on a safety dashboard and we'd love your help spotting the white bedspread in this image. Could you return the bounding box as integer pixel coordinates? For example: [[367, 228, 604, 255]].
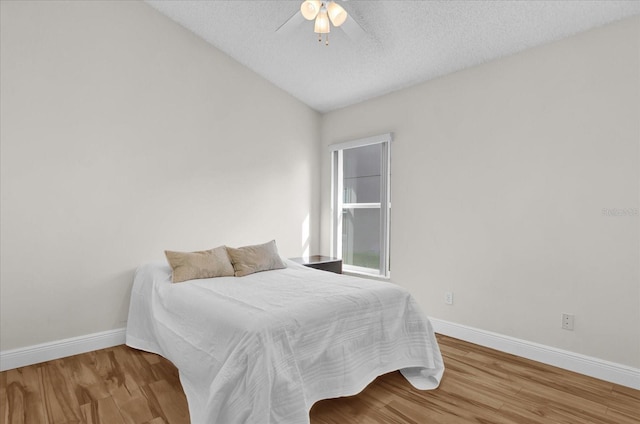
[[126, 259, 444, 424]]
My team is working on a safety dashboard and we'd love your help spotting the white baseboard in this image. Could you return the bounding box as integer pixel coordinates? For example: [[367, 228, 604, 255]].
[[430, 317, 640, 390], [0, 328, 126, 372], [2, 322, 639, 390]]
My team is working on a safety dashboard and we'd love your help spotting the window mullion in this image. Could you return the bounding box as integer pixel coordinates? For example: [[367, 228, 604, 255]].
[[342, 203, 381, 209]]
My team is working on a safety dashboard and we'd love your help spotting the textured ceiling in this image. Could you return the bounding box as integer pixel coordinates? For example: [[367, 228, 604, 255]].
[[146, 1, 640, 113]]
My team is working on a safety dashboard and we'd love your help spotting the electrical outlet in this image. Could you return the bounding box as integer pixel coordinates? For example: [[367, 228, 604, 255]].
[[561, 313, 574, 330], [444, 292, 454, 305]]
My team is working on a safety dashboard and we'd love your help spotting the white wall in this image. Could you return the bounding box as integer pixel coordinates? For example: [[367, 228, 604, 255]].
[[0, 1, 320, 351], [320, 17, 640, 368]]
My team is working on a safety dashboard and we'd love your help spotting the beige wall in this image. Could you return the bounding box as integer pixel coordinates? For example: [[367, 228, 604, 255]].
[[0, 1, 320, 350], [320, 17, 640, 367]]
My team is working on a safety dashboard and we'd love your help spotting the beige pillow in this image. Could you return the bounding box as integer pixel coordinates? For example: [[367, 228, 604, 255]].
[[165, 246, 235, 283], [225, 240, 286, 277]]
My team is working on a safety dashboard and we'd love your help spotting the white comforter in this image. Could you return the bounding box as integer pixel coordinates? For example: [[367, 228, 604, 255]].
[[126, 259, 444, 424]]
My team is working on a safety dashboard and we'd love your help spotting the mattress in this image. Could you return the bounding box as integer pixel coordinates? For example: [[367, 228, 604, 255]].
[[126, 259, 444, 423]]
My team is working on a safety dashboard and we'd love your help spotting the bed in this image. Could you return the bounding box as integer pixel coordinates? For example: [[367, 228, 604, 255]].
[[126, 258, 444, 424]]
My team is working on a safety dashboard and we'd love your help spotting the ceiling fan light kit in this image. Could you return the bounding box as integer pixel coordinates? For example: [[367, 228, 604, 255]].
[[301, 0, 321, 20], [301, 0, 347, 45], [327, 1, 348, 27], [314, 10, 330, 32]]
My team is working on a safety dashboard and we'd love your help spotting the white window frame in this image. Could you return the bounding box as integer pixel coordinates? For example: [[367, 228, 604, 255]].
[[330, 133, 392, 278]]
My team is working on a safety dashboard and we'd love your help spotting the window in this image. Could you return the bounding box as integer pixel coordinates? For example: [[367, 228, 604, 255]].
[[330, 133, 391, 277]]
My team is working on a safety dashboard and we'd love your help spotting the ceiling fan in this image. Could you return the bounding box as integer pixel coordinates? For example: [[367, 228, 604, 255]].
[[276, 0, 365, 45]]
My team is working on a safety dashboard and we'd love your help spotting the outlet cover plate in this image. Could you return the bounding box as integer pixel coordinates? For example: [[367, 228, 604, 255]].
[[562, 313, 574, 330], [445, 292, 453, 305]]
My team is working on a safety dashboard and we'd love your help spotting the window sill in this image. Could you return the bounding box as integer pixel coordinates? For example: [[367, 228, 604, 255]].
[[343, 269, 391, 282]]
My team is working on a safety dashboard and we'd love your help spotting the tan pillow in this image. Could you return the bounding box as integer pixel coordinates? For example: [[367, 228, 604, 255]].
[[225, 240, 286, 277], [165, 246, 235, 283]]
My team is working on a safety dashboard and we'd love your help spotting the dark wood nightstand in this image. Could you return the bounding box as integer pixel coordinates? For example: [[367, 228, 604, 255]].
[[290, 255, 342, 274]]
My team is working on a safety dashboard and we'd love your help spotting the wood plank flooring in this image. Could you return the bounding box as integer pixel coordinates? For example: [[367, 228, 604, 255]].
[[1, 334, 638, 424]]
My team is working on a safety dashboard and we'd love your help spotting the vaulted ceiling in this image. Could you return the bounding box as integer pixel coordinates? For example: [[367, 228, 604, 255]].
[[146, 1, 640, 113]]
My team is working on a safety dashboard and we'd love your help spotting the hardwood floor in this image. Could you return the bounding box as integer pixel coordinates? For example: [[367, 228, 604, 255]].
[[1, 334, 638, 424]]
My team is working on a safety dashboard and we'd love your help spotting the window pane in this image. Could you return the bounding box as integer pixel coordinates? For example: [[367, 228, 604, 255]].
[[343, 144, 380, 203], [342, 208, 380, 269]]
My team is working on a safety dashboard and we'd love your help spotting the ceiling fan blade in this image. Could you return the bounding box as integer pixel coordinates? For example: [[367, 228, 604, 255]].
[[276, 10, 304, 35]]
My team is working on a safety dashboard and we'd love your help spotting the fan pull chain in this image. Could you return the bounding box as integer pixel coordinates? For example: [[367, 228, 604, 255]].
[[318, 33, 329, 46]]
